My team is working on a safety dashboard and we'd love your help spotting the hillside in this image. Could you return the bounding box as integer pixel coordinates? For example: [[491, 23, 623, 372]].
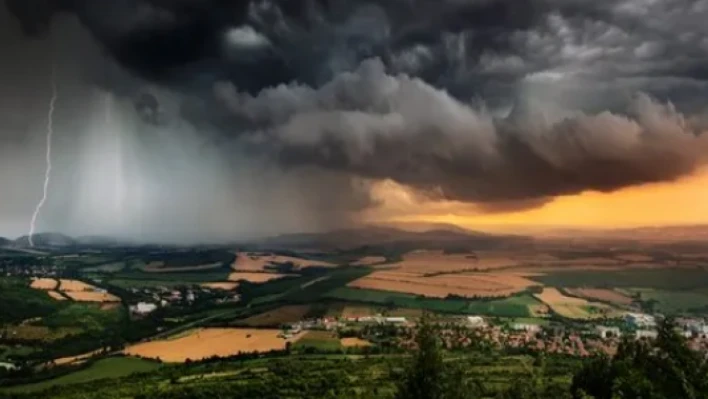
[[253, 226, 532, 250], [14, 233, 76, 248]]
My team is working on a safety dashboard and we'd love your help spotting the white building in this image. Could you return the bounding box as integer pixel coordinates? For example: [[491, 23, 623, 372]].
[[512, 323, 541, 333], [466, 316, 486, 329], [595, 326, 621, 339], [635, 330, 658, 339], [625, 313, 656, 328], [130, 302, 158, 315]]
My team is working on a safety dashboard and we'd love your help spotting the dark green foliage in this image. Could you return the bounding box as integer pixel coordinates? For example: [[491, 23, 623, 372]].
[[571, 318, 708, 399], [0, 279, 65, 324], [396, 314, 482, 399]]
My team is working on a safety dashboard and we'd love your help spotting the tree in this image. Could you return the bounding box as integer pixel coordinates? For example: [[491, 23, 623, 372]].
[[571, 318, 708, 399], [396, 314, 480, 399]]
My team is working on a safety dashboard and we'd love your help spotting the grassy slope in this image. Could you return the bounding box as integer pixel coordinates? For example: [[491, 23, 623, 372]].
[[2, 357, 160, 393], [530, 268, 708, 290]]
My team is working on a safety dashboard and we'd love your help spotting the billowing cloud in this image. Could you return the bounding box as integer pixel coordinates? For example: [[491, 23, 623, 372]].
[[2, 0, 708, 240]]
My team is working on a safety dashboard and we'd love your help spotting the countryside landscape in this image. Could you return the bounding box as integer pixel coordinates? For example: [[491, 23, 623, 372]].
[[3, 226, 708, 398]]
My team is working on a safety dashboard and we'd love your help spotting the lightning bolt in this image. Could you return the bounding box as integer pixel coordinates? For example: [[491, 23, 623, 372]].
[[28, 62, 58, 247]]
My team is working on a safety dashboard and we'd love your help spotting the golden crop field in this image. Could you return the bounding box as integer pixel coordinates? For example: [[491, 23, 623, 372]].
[[123, 328, 302, 362], [64, 291, 121, 302], [340, 338, 372, 347], [47, 291, 66, 301], [201, 282, 239, 290], [58, 279, 96, 292], [232, 252, 336, 272], [534, 288, 616, 320], [227, 272, 290, 283], [30, 278, 58, 290], [565, 288, 634, 306], [348, 270, 537, 298]]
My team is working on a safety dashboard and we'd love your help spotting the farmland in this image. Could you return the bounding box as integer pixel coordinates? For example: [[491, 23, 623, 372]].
[[348, 270, 537, 298], [227, 272, 290, 283], [232, 252, 337, 272], [123, 328, 302, 362], [564, 288, 634, 306], [293, 330, 341, 351], [30, 278, 58, 290], [534, 288, 616, 320], [325, 287, 539, 317], [238, 305, 311, 327]]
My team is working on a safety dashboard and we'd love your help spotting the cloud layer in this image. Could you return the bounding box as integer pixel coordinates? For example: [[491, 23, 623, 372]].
[[2, 0, 708, 239]]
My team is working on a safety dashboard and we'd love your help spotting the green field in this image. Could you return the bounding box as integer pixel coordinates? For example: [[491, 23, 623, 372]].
[[530, 268, 708, 290], [2, 357, 161, 393], [293, 330, 342, 351], [0, 278, 67, 324], [627, 288, 708, 314], [0, 353, 577, 398], [325, 288, 537, 317]]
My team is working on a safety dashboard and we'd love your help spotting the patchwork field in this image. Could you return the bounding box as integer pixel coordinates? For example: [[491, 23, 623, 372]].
[[348, 270, 537, 299], [534, 288, 616, 320], [123, 328, 301, 362], [564, 288, 634, 306], [385, 250, 522, 275], [239, 305, 311, 327], [64, 291, 120, 302], [232, 252, 336, 272], [30, 278, 58, 290], [201, 282, 239, 290], [227, 272, 290, 283]]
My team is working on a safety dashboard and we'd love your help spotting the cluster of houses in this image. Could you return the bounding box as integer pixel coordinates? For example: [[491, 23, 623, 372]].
[[126, 286, 239, 317]]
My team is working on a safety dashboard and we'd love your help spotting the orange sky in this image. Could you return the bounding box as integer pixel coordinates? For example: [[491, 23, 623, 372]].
[[365, 168, 708, 229]]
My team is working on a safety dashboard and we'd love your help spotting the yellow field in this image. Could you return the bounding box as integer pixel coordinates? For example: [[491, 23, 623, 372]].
[[52, 349, 102, 366], [534, 288, 616, 320], [65, 291, 120, 302], [348, 271, 536, 298], [123, 328, 302, 362], [227, 272, 289, 283], [30, 278, 58, 290], [240, 305, 311, 327], [565, 288, 634, 306], [47, 291, 66, 301], [58, 279, 96, 292], [351, 256, 387, 266], [201, 282, 239, 290], [143, 261, 223, 273], [341, 338, 372, 347], [385, 250, 521, 275], [232, 252, 336, 271]]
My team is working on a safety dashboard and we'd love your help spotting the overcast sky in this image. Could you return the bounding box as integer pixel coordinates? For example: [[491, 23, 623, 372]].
[[1, 0, 707, 242]]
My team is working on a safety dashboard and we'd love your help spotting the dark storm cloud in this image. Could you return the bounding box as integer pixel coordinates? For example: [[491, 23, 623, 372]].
[[5, 0, 708, 213]]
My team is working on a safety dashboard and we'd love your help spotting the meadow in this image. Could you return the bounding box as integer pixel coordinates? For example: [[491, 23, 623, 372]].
[[2, 357, 160, 393]]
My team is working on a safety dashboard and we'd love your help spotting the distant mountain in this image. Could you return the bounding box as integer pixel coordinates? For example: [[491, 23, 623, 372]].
[[380, 221, 484, 235], [254, 226, 531, 251], [14, 232, 76, 248]]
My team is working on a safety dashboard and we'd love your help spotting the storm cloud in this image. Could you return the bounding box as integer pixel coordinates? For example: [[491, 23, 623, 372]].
[[3, 0, 708, 239]]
